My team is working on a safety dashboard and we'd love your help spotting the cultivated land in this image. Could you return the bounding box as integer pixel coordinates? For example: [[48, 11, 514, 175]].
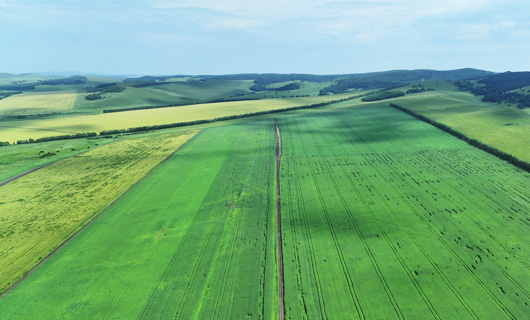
[[390, 90, 530, 162], [0, 122, 278, 319], [0, 91, 77, 116], [280, 105, 530, 319], [0, 138, 106, 182], [1, 70, 530, 319], [0, 93, 357, 142], [0, 131, 197, 295], [72, 80, 255, 113]]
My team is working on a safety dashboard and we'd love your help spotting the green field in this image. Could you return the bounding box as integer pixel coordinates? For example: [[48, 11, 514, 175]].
[[0, 131, 197, 295], [390, 90, 530, 162], [279, 105, 530, 318], [0, 122, 278, 319]]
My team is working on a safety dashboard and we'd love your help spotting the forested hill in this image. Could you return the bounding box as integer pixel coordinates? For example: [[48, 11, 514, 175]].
[[317, 68, 494, 94], [124, 68, 493, 93], [454, 71, 530, 108]]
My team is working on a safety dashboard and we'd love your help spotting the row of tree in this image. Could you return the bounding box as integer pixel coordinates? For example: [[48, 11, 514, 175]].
[[389, 103, 530, 172], [101, 95, 361, 135], [250, 83, 301, 92], [361, 90, 404, 102], [3, 94, 363, 146], [15, 132, 97, 145], [85, 83, 126, 101]]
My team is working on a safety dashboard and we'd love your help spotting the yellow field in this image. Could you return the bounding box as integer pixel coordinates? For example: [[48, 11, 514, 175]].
[[0, 93, 356, 142], [0, 91, 77, 115], [392, 91, 530, 161], [0, 130, 198, 294]]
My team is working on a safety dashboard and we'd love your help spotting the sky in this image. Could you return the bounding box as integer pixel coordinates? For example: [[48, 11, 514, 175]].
[[0, 0, 529, 75]]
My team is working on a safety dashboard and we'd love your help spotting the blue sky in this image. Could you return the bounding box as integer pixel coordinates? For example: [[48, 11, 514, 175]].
[[0, 0, 529, 75]]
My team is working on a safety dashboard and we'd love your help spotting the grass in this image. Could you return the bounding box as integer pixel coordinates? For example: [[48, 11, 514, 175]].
[[390, 90, 530, 161], [279, 104, 530, 319], [0, 92, 358, 142], [0, 91, 77, 116], [0, 121, 277, 319], [0, 130, 198, 295], [0, 137, 111, 182]]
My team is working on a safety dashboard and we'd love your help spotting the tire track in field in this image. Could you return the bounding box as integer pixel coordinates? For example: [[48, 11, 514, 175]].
[[326, 156, 439, 319], [406, 151, 530, 303], [170, 162, 244, 319], [418, 149, 530, 248], [213, 122, 264, 319], [328, 111, 484, 318], [302, 116, 402, 319], [342, 113, 517, 319], [285, 121, 328, 318], [328, 113, 477, 318], [299, 120, 367, 319], [402, 147, 530, 301], [139, 140, 237, 319], [275, 119, 285, 320], [338, 154, 471, 319]]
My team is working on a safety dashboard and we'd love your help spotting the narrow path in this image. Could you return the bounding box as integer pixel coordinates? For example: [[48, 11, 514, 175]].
[[275, 119, 285, 320], [0, 162, 57, 187]]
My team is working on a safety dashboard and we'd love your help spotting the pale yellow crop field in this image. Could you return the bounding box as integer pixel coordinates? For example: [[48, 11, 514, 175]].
[[0, 93, 356, 142], [0, 130, 198, 294], [0, 91, 77, 115]]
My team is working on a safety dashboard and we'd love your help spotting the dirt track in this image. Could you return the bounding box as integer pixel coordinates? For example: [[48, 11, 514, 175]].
[[0, 162, 57, 188], [275, 119, 285, 320]]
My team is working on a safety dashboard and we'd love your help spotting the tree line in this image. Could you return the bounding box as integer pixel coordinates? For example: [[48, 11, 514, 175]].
[[14, 132, 97, 145], [2, 94, 363, 147], [100, 95, 360, 135], [389, 103, 530, 173]]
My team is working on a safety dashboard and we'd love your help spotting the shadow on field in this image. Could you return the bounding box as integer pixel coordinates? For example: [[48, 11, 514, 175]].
[[281, 108, 429, 146]]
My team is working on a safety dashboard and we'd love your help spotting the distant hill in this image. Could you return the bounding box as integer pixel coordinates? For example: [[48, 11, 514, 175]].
[[318, 68, 494, 94], [123, 69, 494, 94], [454, 71, 530, 108]]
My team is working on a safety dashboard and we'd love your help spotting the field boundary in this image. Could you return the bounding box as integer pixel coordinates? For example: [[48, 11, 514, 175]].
[[0, 162, 57, 188], [275, 119, 285, 320], [0, 131, 201, 299], [389, 103, 530, 173]]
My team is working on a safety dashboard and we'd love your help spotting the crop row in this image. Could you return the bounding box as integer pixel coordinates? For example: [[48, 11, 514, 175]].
[[279, 105, 530, 319]]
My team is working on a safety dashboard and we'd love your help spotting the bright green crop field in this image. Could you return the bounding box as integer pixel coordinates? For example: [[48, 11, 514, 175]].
[[0, 121, 278, 319], [279, 105, 530, 319]]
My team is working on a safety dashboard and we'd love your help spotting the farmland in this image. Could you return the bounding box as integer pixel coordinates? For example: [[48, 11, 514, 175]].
[[0, 70, 530, 319], [0, 122, 278, 319], [0, 91, 77, 117], [279, 105, 530, 318], [72, 80, 256, 113], [0, 92, 359, 143], [390, 90, 530, 162], [0, 131, 197, 295], [0, 138, 106, 182]]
